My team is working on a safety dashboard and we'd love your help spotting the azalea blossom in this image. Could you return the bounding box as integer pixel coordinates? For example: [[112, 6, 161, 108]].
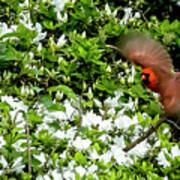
[[0, 136, 6, 148], [0, 22, 17, 38], [156, 148, 171, 167], [72, 137, 91, 150], [99, 151, 113, 164], [0, 156, 8, 169], [57, 34, 67, 47], [50, 169, 63, 180], [171, 145, 180, 159], [34, 152, 46, 167], [82, 111, 102, 128], [128, 140, 150, 158], [75, 166, 86, 177], [119, 7, 132, 25], [99, 118, 113, 131], [114, 115, 138, 130], [11, 157, 25, 173], [51, 0, 69, 12]]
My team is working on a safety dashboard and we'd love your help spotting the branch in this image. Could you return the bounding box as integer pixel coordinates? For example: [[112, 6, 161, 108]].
[[123, 116, 167, 152], [166, 119, 180, 131], [105, 44, 120, 51]]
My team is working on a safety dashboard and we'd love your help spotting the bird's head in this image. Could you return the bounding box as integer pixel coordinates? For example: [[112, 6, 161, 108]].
[[141, 68, 158, 92]]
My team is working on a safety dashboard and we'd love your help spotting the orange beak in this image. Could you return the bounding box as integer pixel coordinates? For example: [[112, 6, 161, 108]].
[[141, 74, 146, 81]]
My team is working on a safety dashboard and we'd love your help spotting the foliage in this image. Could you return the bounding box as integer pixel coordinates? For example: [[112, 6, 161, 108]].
[[0, 0, 180, 179]]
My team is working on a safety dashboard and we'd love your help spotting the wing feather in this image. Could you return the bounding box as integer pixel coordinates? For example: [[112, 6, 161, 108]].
[[118, 32, 173, 74]]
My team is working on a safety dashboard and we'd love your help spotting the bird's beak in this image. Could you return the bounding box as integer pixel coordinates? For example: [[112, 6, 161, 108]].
[[141, 74, 146, 81]]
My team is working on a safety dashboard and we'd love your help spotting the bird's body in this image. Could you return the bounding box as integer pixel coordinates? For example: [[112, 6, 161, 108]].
[[118, 32, 180, 115]]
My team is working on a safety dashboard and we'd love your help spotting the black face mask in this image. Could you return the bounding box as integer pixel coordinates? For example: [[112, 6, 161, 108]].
[[141, 73, 150, 85]]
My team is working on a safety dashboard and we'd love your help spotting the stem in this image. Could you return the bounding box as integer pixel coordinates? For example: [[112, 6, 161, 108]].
[[123, 117, 167, 152]]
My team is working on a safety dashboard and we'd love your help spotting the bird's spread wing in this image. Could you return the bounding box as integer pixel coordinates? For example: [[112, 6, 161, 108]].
[[118, 32, 173, 76]]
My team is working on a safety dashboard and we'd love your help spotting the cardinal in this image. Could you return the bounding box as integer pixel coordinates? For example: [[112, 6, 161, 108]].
[[117, 32, 180, 115]]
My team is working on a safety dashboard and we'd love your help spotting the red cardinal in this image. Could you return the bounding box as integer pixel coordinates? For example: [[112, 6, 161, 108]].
[[118, 32, 180, 115]]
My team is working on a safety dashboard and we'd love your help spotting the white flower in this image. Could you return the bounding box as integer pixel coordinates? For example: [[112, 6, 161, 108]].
[[133, 125, 144, 136], [67, 160, 76, 170], [0, 136, 6, 148], [111, 145, 128, 165], [119, 7, 132, 25], [177, 1, 180, 6], [156, 148, 171, 168], [44, 111, 66, 122], [0, 23, 17, 38], [19, 11, 33, 30], [163, 128, 170, 134], [157, 146, 180, 168], [57, 12, 68, 22], [0, 156, 8, 168], [75, 166, 86, 177], [36, 175, 44, 180], [19, 0, 29, 7], [81, 31, 86, 38], [88, 164, 98, 174], [134, 12, 140, 18], [105, 3, 111, 15], [51, 169, 63, 180], [12, 139, 27, 152], [37, 43, 42, 52], [171, 145, 180, 159], [51, 0, 69, 12], [128, 140, 150, 157], [1, 96, 28, 112], [72, 137, 91, 150], [154, 140, 161, 148], [60, 150, 67, 159], [114, 115, 138, 130], [19, 11, 46, 43], [94, 99, 102, 108], [64, 100, 78, 120], [122, 97, 135, 111], [36, 122, 53, 134], [66, 127, 77, 139], [54, 130, 66, 139], [11, 157, 25, 173], [98, 134, 111, 143], [33, 23, 47, 43], [99, 151, 112, 164], [63, 170, 75, 180], [34, 152, 46, 167], [57, 34, 67, 47], [90, 149, 100, 160], [99, 118, 113, 131], [105, 3, 117, 17], [113, 136, 125, 148], [82, 111, 102, 128], [104, 90, 123, 108], [43, 175, 51, 180]]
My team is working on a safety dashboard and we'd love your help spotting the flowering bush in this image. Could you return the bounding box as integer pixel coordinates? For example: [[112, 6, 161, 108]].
[[0, 0, 180, 179]]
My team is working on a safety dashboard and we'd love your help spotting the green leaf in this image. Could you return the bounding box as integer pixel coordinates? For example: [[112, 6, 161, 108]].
[[0, 42, 24, 68], [74, 152, 88, 165], [48, 85, 77, 101], [47, 103, 66, 112], [28, 111, 44, 124], [40, 95, 53, 108], [0, 102, 11, 112]]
